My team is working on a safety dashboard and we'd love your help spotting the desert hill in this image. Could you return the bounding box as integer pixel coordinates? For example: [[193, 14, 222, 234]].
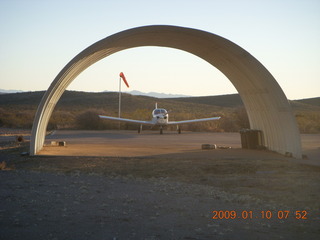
[[0, 91, 319, 133]]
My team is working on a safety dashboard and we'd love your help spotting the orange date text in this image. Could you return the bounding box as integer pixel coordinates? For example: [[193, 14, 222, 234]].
[[211, 210, 308, 220]]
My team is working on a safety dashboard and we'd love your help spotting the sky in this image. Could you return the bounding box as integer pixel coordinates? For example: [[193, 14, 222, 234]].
[[0, 0, 319, 100]]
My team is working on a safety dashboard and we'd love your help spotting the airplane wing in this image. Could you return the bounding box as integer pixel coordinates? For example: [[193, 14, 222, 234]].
[[167, 116, 221, 125], [98, 115, 155, 126]]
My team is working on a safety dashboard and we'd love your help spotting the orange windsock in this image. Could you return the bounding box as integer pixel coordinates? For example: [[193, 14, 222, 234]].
[[119, 72, 129, 88]]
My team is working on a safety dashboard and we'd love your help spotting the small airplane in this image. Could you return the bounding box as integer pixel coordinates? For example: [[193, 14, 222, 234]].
[[99, 103, 221, 134]]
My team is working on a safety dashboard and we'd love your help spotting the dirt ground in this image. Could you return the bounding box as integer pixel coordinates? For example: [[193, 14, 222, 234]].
[[0, 130, 319, 239]]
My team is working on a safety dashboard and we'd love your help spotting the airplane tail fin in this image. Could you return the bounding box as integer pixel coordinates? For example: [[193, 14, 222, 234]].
[[155, 102, 158, 109]]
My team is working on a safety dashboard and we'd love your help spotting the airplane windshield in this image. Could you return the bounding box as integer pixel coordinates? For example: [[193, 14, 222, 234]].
[[153, 109, 167, 115]]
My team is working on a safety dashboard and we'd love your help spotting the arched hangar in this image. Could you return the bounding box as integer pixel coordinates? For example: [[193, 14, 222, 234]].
[[30, 25, 302, 158]]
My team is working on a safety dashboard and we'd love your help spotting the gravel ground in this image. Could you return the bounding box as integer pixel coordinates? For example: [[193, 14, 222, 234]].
[[1, 170, 319, 240], [0, 131, 319, 239]]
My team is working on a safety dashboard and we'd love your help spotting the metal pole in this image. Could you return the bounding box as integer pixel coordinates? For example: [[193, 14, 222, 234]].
[[118, 77, 121, 118], [118, 77, 121, 130]]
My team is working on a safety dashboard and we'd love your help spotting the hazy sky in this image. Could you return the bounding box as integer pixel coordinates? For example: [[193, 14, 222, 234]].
[[1, 0, 319, 99]]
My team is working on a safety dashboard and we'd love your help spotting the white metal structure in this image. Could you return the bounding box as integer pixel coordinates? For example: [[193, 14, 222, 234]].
[[30, 25, 302, 158]]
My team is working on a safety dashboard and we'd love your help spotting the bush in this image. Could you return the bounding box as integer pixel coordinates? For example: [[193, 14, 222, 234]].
[[235, 107, 250, 129], [76, 110, 102, 130], [75, 109, 119, 130], [296, 113, 320, 133]]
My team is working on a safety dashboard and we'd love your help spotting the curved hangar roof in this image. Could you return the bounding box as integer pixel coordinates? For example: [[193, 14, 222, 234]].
[[30, 25, 301, 158]]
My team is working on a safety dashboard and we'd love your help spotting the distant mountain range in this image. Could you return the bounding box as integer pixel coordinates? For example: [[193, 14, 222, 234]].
[[0, 89, 190, 98], [103, 90, 191, 98], [124, 90, 191, 98], [0, 89, 23, 94]]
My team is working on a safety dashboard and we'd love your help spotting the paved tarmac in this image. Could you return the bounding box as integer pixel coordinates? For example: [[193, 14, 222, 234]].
[[37, 130, 320, 164], [41, 130, 241, 157], [0, 129, 318, 164]]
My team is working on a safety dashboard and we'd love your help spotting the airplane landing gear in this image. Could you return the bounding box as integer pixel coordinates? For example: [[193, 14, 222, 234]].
[[177, 126, 181, 134], [160, 127, 163, 134], [138, 125, 142, 133]]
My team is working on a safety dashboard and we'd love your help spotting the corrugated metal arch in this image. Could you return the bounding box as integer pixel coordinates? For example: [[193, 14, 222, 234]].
[[30, 25, 301, 158]]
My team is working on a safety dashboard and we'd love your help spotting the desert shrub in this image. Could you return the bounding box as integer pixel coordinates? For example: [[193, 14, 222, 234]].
[[0, 110, 34, 128], [296, 113, 320, 133], [76, 110, 102, 130], [75, 109, 118, 130], [50, 110, 76, 129], [219, 116, 239, 132], [129, 108, 150, 121], [235, 107, 250, 129]]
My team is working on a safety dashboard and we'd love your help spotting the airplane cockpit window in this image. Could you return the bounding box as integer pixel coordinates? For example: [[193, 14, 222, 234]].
[[153, 109, 167, 115], [154, 109, 160, 115]]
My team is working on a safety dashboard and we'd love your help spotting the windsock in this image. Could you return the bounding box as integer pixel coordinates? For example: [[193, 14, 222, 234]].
[[119, 72, 129, 88]]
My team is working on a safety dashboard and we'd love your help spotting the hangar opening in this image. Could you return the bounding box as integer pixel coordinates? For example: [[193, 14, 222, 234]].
[[63, 46, 237, 133], [30, 25, 302, 158]]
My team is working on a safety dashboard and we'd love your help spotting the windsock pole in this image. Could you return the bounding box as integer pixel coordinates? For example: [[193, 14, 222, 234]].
[[118, 76, 121, 119], [118, 72, 129, 130], [118, 76, 122, 130]]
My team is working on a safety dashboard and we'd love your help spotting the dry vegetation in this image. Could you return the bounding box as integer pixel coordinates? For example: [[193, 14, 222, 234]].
[[0, 91, 319, 133]]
